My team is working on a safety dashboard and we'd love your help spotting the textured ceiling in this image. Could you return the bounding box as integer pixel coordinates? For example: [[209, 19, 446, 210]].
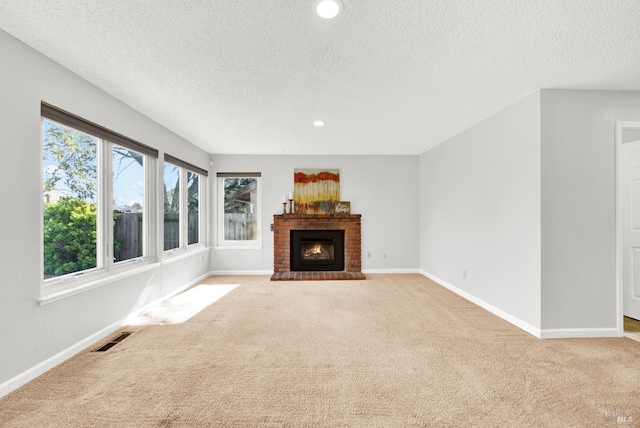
[[1, 1, 639, 155]]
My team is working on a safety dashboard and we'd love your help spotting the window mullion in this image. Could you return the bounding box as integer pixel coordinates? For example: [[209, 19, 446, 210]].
[[181, 167, 188, 249], [197, 175, 204, 245], [217, 177, 225, 246], [143, 156, 152, 259], [102, 141, 114, 269]]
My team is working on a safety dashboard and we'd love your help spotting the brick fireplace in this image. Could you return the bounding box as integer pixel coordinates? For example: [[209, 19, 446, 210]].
[[271, 214, 365, 281]]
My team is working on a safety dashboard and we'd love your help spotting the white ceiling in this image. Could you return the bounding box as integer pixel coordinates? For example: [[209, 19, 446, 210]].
[[1, 1, 639, 155]]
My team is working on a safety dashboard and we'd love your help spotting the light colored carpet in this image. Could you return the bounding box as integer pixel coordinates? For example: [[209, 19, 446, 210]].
[[127, 283, 239, 325], [1, 274, 639, 427]]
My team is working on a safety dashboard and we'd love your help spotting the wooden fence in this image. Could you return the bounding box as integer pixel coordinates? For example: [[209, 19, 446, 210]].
[[163, 213, 180, 251], [224, 213, 256, 240], [114, 212, 199, 259], [114, 212, 143, 260], [113, 212, 254, 259]]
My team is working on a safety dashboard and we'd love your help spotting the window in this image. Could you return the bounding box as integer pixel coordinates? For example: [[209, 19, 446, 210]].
[[113, 145, 146, 262], [217, 173, 261, 247], [42, 103, 158, 288], [164, 154, 207, 252], [163, 162, 180, 251], [43, 121, 99, 277], [187, 171, 200, 245]]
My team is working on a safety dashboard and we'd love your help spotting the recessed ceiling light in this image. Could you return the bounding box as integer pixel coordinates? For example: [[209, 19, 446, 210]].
[[315, 0, 343, 19], [313, 120, 325, 127]]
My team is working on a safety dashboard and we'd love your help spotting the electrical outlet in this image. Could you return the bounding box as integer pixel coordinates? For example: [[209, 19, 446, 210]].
[[367, 252, 371, 258], [463, 270, 467, 279], [383, 253, 387, 259]]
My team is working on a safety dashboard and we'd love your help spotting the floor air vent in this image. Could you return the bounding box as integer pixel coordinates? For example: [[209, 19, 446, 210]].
[[93, 332, 132, 352]]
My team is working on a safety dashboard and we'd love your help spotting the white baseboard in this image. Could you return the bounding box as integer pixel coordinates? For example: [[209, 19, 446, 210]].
[[208, 269, 422, 275], [362, 269, 421, 274], [420, 270, 542, 338], [209, 270, 273, 276], [420, 270, 622, 339], [208, 269, 423, 276], [539, 328, 621, 339], [0, 272, 212, 399], [0, 320, 122, 398]]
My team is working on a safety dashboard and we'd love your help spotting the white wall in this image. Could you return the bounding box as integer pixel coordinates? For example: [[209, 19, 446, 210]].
[[210, 155, 420, 273], [419, 92, 542, 333], [420, 89, 640, 338], [540, 89, 640, 334], [0, 30, 211, 391]]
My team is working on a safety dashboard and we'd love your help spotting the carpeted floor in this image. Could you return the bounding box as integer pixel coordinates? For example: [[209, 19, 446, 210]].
[[1, 274, 639, 427]]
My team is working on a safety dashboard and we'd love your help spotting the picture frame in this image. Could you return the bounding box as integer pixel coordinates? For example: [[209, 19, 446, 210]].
[[293, 169, 340, 215], [335, 201, 350, 215]]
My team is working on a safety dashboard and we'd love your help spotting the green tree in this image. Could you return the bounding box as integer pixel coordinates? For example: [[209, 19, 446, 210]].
[[44, 122, 143, 202], [43, 198, 97, 277], [43, 123, 98, 201]]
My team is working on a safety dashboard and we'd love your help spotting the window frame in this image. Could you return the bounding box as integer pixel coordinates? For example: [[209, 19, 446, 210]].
[[42, 118, 103, 277], [162, 154, 207, 257], [40, 103, 159, 302], [187, 170, 201, 246], [217, 173, 262, 249], [163, 161, 182, 252], [110, 142, 151, 264]]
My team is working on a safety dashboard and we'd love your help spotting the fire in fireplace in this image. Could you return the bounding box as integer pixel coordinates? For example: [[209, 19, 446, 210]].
[[291, 230, 345, 271], [302, 242, 334, 260]]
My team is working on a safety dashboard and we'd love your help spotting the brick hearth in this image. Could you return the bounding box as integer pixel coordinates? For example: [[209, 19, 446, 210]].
[[271, 214, 363, 281], [271, 271, 366, 281]]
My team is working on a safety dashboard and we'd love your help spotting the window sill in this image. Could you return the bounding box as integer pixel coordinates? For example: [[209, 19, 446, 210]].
[[162, 246, 209, 263], [39, 262, 161, 305]]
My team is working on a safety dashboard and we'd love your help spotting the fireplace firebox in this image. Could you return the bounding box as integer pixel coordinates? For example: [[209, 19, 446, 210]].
[[291, 230, 345, 272]]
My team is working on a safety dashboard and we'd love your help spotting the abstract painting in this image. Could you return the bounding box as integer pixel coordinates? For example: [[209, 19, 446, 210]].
[[293, 169, 340, 215]]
